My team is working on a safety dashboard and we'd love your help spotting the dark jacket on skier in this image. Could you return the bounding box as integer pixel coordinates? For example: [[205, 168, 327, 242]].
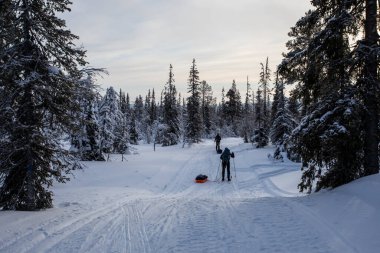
[[220, 147, 235, 181], [215, 134, 221, 151]]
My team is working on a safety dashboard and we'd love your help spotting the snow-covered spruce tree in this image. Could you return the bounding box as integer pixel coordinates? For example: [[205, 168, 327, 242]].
[[151, 90, 165, 146], [149, 89, 158, 125], [254, 88, 263, 128], [185, 59, 203, 143], [252, 129, 268, 148], [178, 96, 187, 144], [112, 89, 129, 154], [274, 86, 300, 163], [291, 90, 364, 193], [284, 92, 301, 163], [200, 80, 214, 137], [123, 92, 134, 143], [133, 95, 144, 142], [143, 89, 152, 144], [217, 87, 228, 134], [98, 87, 122, 153], [143, 93, 152, 143], [280, 0, 378, 191], [158, 90, 164, 121], [119, 89, 128, 116], [224, 80, 242, 136], [162, 64, 180, 146], [251, 88, 256, 125], [126, 93, 131, 115], [242, 77, 253, 143], [279, 9, 321, 117], [113, 115, 129, 154], [252, 87, 268, 148], [120, 90, 136, 148], [271, 71, 281, 126], [259, 57, 271, 130], [129, 110, 139, 145], [208, 102, 218, 137], [148, 89, 159, 145], [270, 78, 297, 149], [0, 0, 89, 210], [70, 74, 104, 161]]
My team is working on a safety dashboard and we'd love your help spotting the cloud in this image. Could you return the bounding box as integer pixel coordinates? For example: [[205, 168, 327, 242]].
[[63, 0, 312, 98]]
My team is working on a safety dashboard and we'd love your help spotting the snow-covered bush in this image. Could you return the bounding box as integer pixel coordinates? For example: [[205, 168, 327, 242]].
[[251, 128, 268, 148]]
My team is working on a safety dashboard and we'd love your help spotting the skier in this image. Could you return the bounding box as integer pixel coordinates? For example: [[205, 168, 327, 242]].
[[214, 133, 221, 151], [220, 147, 235, 181]]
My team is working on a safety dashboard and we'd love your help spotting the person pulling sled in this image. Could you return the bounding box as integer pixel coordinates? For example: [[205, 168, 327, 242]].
[[220, 147, 235, 181], [215, 133, 221, 152]]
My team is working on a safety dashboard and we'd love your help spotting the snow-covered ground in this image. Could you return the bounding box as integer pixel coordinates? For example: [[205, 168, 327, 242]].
[[1, 138, 379, 253]]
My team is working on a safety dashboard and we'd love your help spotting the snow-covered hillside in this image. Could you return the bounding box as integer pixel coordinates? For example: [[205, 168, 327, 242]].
[[0, 138, 379, 253]]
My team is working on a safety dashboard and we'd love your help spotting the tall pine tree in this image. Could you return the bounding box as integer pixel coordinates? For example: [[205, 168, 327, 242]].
[[0, 0, 90, 210], [200, 80, 214, 137], [162, 64, 180, 146], [186, 59, 203, 143], [252, 87, 268, 148], [259, 57, 272, 131], [242, 77, 253, 143], [224, 80, 242, 136]]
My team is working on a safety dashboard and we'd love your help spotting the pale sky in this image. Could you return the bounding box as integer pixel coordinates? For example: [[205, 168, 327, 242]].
[[63, 0, 312, 99]]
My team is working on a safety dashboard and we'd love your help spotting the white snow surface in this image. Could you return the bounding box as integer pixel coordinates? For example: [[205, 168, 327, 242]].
[[1, 138, 379, 253]]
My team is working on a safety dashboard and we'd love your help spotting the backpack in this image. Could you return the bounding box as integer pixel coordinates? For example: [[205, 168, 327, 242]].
[[195, 174, 208, 180], [220, 148, 231, 161]]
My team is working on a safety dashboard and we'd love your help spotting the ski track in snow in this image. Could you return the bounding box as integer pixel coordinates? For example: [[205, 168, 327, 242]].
[[0, 139, 359, 253]]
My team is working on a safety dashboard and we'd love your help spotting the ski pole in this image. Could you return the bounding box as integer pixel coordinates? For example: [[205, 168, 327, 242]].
[[215, 160, 221, 181], [233, 158, 237, 179]]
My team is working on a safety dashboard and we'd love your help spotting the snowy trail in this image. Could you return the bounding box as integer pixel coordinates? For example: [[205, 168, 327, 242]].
[[0, 138, 363, 253]]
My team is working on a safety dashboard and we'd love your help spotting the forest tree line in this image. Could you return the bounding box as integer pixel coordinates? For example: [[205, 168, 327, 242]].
[[72, 58, 294, 158], [0, 0, 379, 210], [67, 0, 380, 195]]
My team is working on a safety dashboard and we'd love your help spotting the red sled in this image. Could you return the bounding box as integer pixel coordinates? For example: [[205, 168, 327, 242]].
[[195, 178, 208, 183]]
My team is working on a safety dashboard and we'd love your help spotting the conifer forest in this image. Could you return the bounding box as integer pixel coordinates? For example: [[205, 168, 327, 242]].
[[0, 0, 379, 212]]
